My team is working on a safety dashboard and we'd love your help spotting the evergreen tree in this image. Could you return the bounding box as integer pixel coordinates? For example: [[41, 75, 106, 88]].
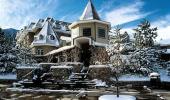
[[107, 26, 134, 97], [0, 28, 18, 73], [131, 20, 164, 72], [133, 20, 157, 48], [15, 42, 37, 65]]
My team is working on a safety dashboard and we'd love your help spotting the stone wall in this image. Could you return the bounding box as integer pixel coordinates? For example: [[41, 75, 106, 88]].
[[50, 66, 72, 80], [88, 65, 112, 83], [90, 46, 109, 65], [16, 67, 39, 80], [64, 62, 83, 73], [50, 46, 81, 63]]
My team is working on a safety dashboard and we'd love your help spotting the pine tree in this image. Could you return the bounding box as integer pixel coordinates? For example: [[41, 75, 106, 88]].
[[15, 42, 36, 65], [107, 26, 132, 97], [131, 20, 164, 73], [0, 28, 18, 73], [133, 20, 157, 49]]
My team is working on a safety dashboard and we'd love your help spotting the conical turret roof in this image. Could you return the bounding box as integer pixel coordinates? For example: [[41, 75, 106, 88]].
[[80, 0, 100, 20], [32, 21, 59, 47]]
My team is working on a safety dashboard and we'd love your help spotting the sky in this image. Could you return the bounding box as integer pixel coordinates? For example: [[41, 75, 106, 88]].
[[0, 0, 170, 42]]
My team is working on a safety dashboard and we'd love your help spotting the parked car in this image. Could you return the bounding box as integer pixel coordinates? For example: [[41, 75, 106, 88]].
[[149, 72, 160, 80], [166, 67, 170, 76], [149, 72, 161, 87]]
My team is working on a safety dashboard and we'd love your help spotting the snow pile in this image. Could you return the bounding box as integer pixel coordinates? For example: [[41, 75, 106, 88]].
[[118, 74, 149, 81], [166, 49, 170, 54], [51, 65, 73, 69], [89, 65, 109, 68], [99, 95, 136, 100], [92, 79, 107, 87], [0, 74, 16, 80], [46, 45, 75, 55], [158, 69, 170, 82], [149, 72, 160, 77]]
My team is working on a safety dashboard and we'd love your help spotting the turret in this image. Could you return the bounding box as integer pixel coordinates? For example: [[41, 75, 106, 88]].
[[69, 0, 111, 48]]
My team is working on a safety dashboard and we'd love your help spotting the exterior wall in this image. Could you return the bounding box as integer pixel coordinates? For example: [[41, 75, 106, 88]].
[[71, 26, 80, 44], [32, 46, 57, 55], [70, 22, 109, 45], [79, 23, 96, 40], [95, 23, 109, 44]]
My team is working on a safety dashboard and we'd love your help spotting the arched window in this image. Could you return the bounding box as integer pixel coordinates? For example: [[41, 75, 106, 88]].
[[39, 34, 44, 40], [50, 35, 55, 40]]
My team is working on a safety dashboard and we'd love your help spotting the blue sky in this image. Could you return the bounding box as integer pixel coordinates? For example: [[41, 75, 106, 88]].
[[0, 0, 170, 42]]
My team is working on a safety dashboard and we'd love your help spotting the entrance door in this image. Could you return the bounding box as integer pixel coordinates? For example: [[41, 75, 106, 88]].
[[80, 43, 91, 67]]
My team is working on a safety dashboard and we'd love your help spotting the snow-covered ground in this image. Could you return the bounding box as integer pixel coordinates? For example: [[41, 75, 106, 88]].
[[0, 69, 169, 81], [0, 73, 16, 80], [99, 95, 136, 100], [158, 69, 170, 82], [119, 74, 149, 81], [118, 69, 170, 82]]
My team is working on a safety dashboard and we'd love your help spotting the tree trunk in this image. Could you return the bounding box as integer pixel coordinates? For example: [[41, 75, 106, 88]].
[[115, 74, 119, 98]]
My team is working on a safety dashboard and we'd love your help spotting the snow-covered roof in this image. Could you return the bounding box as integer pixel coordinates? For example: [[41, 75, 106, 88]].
[[80, 0, 100, 20], [89, 65, 109, 68], [149, 72, 160, 77], [45, 45, 75, 55], [51, 65, 73, 69], [60, 62, 83, 65], [31, 21, 60, 47]]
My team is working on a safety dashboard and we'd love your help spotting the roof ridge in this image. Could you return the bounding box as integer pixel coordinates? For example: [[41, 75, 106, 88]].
[[80, 0, 100, 20]]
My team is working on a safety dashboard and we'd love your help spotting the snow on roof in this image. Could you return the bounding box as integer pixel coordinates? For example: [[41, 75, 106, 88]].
[[89, 65, 109, 68], [45, 45, 75, 56], [149, 72, 160, 77], [60, 62, 83, 65], [99, 95, 136, 100], [39, 63, 58, 65], [80, 0, 100, 20], [16, 66, 39, 69], [50, 65, 73, 69], [32, 21, 59, 47]]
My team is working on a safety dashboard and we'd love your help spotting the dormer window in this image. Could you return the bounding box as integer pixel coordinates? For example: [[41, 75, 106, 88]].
[[98, 28, 106, 38], [39, 34, 44, 40], [50, 35, 55, 40], [83, 28, 91, 36]]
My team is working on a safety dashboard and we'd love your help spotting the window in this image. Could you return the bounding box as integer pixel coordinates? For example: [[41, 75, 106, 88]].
[[36, 49, 44, 55], [39, 34, 44, 40], [49, 35, 55, 40], [98, 28, 106, 38], [83, 28, 91, 36]]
